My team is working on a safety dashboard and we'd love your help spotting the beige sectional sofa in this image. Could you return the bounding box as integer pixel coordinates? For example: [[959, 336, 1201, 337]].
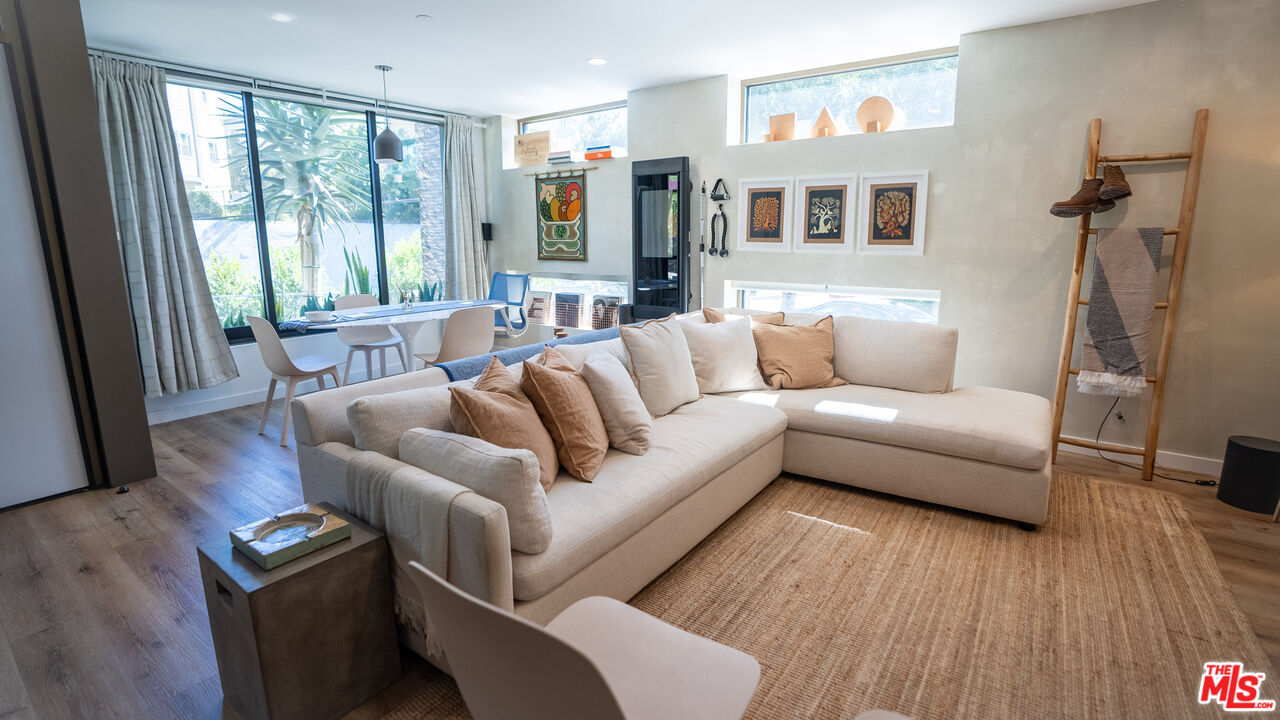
[[291, 309, 1051, 666]]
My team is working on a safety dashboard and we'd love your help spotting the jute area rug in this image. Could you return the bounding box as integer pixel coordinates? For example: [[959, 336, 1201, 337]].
[[387, 473, 1276, 719]]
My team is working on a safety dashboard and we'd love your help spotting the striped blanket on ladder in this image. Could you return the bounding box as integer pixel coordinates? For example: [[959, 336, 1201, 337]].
[[1077, 227, 1163, 397]]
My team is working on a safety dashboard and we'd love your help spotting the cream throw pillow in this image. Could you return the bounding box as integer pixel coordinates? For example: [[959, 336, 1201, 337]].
[[752, 315, 848, 390], [580, 352, 651, 455], [680, 318, 768, 394], [399, 429, 553, 554], [619, 314, 700, 417]]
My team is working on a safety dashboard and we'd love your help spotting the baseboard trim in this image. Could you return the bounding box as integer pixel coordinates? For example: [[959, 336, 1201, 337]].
[[146, 363, 410, 425], [1058, 435, 1223, 478]]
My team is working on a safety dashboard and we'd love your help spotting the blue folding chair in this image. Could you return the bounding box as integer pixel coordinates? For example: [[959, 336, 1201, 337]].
[[490, 272, 531, 338]]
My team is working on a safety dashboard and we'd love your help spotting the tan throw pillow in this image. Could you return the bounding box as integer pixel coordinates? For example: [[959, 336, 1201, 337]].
[[619, 314, 701, 417], [752, 316, 847, 390], [680, 318, 769, 394], [449, 357, 559, 491], [703, 307, 784, 325], [580, 351, 651, 455], [521, 346, 609, 482]]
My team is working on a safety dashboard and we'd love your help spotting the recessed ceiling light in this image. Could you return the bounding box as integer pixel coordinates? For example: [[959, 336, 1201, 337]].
[[586, 57, 607, 66], [415, 13, 433, 21], [269, 12, 294, 23]]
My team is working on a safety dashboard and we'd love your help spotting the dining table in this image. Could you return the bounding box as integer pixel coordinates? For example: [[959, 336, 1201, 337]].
[[278, 299, 506, 372]]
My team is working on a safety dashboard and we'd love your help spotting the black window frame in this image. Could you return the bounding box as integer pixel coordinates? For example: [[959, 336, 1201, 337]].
[[164, 78, 446, 344]]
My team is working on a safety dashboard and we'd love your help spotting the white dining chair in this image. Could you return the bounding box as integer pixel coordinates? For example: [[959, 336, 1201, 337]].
[[334, 294, 408, 383], [414, 305, 495, 366], [247, 316, 341, 447], [407, 561, 760, 720]]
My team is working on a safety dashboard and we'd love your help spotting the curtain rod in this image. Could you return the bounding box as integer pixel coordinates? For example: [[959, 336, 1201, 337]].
[[86, 47, 487, 128]]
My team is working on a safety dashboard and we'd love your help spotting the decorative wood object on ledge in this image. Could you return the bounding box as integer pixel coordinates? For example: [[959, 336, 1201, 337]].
[[514, 130, 550, 168], [856, 96, 894, 133], [1050, 109, 1210, 481]]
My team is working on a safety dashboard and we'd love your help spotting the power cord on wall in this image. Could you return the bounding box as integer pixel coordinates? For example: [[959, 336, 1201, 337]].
[[1094, 397, 1217, 486]]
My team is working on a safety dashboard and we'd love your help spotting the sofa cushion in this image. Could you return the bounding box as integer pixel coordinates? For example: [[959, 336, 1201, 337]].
[[399, 429, 553, 554], [580, 352, 652, 456], [680, 317, 769, 394], [732, 384, 1050, 470], [521, 347, 609, 482], [510, 395, 787, 601], [752, 316, 846, 390], [556, 337, 632, 375], [347, 380, 472, 458], [832, 316, 957, 394], [620, 315, 701, 417], [450, 358, 560, 491], [702, 307, 783, 325]]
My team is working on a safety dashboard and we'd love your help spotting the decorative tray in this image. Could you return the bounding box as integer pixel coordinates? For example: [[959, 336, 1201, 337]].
[[230, 503, 351, 570]]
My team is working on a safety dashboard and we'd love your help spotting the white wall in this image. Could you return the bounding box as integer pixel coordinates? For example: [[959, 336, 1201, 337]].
[[483, 0, 1280, 469], [0, 54, 90, 505]]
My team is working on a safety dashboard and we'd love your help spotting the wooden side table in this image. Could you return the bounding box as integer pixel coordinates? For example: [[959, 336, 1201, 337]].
[[198, 503, 401, 720]]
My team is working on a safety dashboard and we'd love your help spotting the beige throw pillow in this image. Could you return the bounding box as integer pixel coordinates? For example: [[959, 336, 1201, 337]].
[[555, 337, 632, 375], [449, 357, 559, 491], [703, 307, 784, 325], [619, 314, 701, 417], [680, 318, 769, 394], [347, 385, 454, 458], [521, 347, 609, 482], [399, 429, 553, 554], [580, 352, 651, 455], [752, 315, 847, 390]]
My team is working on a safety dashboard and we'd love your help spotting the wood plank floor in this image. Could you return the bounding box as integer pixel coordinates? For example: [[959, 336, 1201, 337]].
[[0, 400, 1276, 719]]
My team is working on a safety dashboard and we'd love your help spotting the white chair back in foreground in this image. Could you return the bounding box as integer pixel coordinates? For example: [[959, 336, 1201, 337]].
[[407, 561, 759, 720]]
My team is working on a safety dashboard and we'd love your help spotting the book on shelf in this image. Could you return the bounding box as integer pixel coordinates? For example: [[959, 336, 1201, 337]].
[[584, 145, 612, 160]]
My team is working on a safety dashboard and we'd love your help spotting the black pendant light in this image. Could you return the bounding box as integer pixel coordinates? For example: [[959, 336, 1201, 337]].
[[374, 65, 403, 165]]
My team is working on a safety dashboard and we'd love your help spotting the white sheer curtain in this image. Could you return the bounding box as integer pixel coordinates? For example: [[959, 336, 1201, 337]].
[[444, 115, 489, 300], [91, 56, 238, 397]]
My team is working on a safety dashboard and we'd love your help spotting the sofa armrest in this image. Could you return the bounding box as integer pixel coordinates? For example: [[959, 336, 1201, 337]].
[[344, 451, 515, 611]]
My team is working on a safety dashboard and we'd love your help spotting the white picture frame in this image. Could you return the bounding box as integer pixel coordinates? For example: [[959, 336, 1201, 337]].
[[856, 170, 929, 256], [792, 174, 856, 254], [737, 177, 793, 253]]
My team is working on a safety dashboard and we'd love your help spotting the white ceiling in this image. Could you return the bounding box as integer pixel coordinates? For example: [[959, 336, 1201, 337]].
[[80, 0, 1153, 119]]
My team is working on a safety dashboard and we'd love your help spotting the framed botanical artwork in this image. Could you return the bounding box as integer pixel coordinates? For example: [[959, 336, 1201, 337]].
[[793, 175, 855, 254], [737, 177, 792, 253], [857, 171, 928, 256], [535, 172, 587, 261]]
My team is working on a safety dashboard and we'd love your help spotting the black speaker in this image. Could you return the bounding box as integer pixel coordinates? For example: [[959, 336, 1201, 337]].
[[481, 222, 493, 242]]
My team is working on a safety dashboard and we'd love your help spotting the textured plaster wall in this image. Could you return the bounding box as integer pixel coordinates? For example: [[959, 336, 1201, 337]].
[[483, 0, 1280, 463]]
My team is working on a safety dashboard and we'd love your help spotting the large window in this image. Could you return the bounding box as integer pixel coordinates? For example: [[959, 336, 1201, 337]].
[[166, 84, 264, 329], [520, 103, 627, 156], [744, 54, 958, 143], [731, 281, 940, 324], [379, 118, 446, 302], [164, 80, 446, 339]]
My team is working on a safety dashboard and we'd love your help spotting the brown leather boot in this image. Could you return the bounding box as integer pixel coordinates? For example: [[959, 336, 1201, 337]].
[[1099, 164, 1132, 200], [1050, 178, 1103, 218]]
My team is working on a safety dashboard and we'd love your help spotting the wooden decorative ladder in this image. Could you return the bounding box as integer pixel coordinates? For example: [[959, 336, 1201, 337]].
[[1050, 109, 1209, 480]]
